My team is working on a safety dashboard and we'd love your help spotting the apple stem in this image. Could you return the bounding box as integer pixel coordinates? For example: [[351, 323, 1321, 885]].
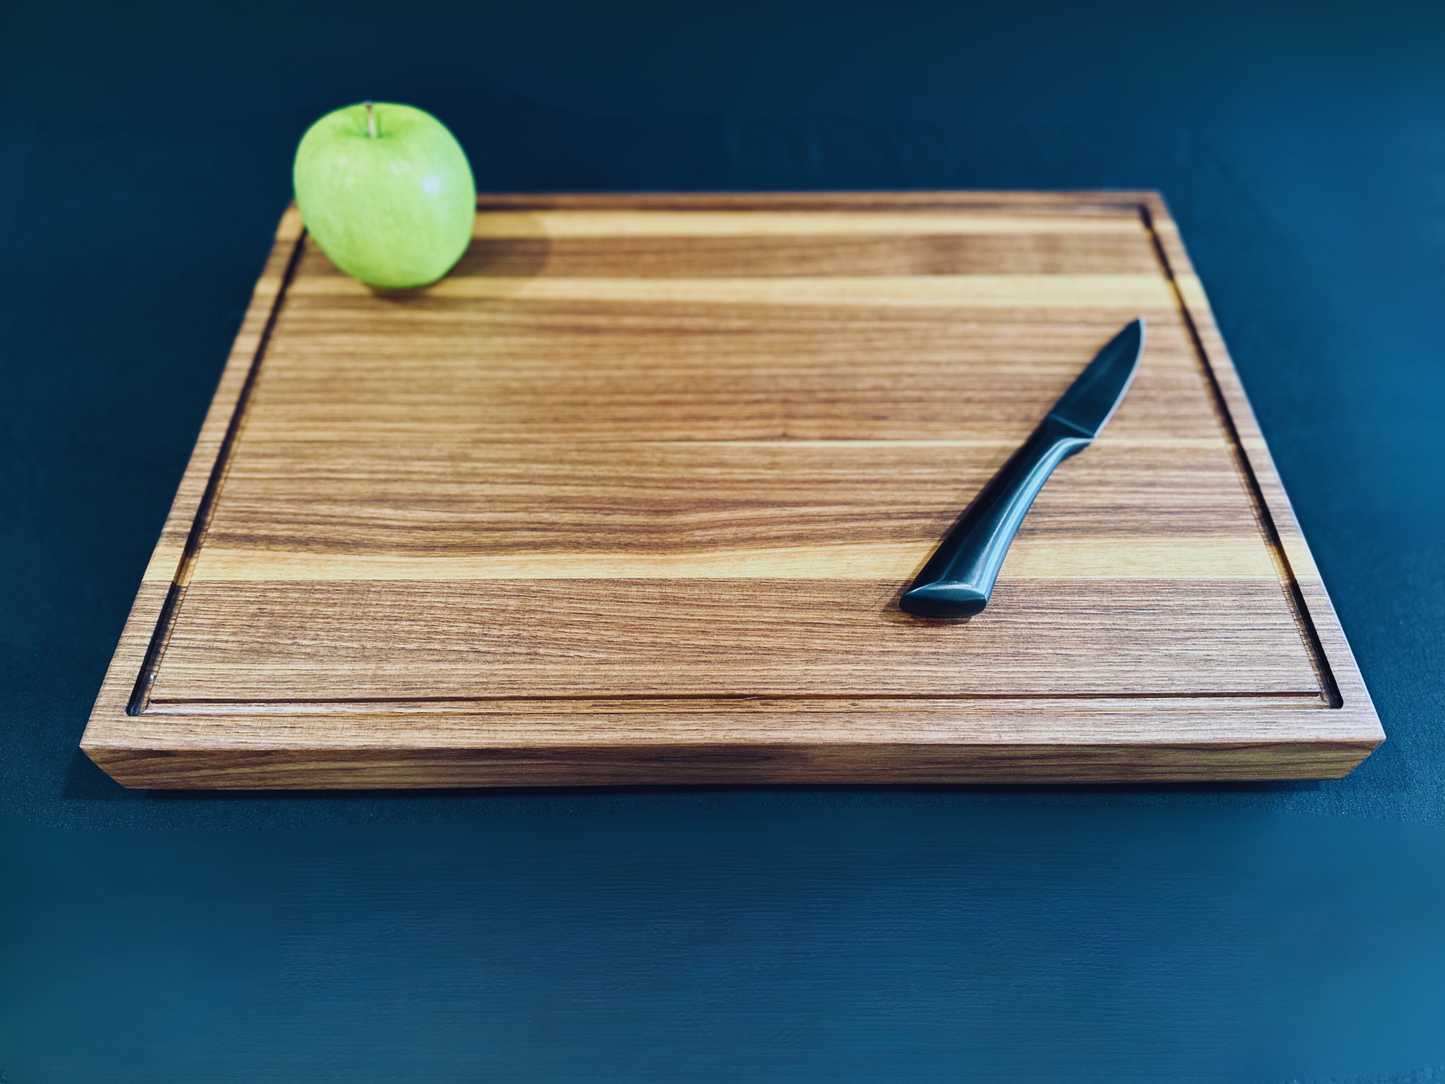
[[364, 100, 377, 139]]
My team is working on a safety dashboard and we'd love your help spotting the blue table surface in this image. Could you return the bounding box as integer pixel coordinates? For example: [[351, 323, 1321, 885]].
[[3, 2, 1444, 1081]]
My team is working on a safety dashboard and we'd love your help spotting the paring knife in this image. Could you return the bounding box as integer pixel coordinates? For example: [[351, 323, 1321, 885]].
[[899, 318, 1146, 619]]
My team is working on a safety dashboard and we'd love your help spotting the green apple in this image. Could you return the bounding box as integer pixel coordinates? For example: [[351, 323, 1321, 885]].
[[293, 102, 475, 289]]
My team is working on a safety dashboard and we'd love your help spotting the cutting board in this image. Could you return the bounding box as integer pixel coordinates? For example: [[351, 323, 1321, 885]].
[[82, 191, 1383, 788]]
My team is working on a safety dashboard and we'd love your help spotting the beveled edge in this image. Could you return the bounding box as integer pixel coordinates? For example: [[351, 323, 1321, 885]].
[[1139, 192, 1382, 747], [83, 207, 307, 751]]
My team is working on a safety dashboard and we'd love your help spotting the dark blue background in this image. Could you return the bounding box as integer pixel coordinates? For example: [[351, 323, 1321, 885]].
[[2, 2, 1444, 1080]]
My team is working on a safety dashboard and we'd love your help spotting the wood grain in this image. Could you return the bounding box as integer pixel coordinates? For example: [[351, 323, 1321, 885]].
[[81, 192, 1383, 787]]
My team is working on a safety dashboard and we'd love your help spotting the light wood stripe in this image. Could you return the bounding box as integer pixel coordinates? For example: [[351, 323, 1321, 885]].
[[292, 274, 1175, 309], [175, 537, 1278, 584], [1174, 273, 1211, 314], [471, 211, 1146, 238]]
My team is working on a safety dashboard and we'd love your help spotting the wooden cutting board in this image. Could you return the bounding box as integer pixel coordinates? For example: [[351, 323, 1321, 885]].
[[81, 191, 1383, 788]]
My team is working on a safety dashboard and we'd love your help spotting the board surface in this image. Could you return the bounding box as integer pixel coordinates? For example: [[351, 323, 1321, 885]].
[[81, 192, 1383, 787]]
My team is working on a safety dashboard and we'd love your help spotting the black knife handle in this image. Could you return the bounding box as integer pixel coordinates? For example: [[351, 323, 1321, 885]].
[[899, 417, 1092, 618]]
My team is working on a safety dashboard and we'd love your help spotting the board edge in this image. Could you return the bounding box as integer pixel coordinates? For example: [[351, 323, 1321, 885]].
[[79, 192, 1385, 789]]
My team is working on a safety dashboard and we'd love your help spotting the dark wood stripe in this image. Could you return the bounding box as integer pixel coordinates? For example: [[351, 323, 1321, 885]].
[[303, 235, 1162, 279], [149, 579, 1320, 702]]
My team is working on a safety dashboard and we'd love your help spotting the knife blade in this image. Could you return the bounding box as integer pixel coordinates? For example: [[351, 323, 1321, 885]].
[[899, 318, 1146, 619]]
